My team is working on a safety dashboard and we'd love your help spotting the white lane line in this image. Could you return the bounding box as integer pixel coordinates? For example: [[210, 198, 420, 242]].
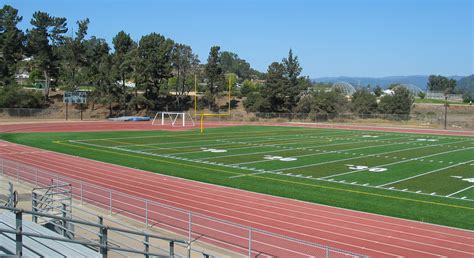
[[378, 161, 474, 187], [446, 186, 474, 198]]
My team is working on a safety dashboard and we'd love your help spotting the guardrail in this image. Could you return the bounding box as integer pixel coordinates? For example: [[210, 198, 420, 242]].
[[0, 157, 369, 258]]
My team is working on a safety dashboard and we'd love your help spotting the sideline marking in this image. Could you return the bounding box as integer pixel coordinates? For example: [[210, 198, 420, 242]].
[[446, 186, 474, 197], [378, 161, 474, 187]]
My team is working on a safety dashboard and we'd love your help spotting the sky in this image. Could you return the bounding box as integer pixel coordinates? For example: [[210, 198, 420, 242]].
[[5, 0, 473, 78]]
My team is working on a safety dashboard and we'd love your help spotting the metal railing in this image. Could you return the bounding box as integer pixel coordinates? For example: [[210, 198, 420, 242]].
[[0, 180, 17, 208], [0, 157, 369, 258], [0, 206, 186, 257]]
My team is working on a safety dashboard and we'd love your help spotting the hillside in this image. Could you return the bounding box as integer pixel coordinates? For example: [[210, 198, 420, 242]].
[[455, 74, 474, 98]]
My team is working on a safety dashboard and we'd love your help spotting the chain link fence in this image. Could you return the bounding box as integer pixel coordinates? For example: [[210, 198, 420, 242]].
[[0, 157, 368, 258], [1, 107, 473, 130]]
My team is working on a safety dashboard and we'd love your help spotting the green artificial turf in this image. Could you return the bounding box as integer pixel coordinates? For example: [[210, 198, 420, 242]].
[[1, 126, 473, 229]]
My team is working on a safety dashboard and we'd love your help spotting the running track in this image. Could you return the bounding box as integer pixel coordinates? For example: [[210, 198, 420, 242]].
[[0, 122, 473, 257]]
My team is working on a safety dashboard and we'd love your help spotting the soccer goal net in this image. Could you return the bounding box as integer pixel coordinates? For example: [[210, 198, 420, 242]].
[[151, 112, 195, 127]]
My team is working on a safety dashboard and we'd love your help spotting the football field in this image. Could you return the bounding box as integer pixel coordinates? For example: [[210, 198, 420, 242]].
[[69, 126, 474, 201]]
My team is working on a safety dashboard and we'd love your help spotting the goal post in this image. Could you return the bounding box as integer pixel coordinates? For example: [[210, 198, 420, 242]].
[[151, 112, 195, 127]]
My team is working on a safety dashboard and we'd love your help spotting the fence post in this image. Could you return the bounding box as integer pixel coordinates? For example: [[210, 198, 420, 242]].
[[169, 241, 175, 257], [144, 235, 149, 258], [145, 200, 148, 227], [109, 190, 112, 215], [80, 182, 83, 205], [188, 212, 192, 258], [15, 210, 23, 257], [325, 246, 330, 258], [32, 192, 38, 223], [248, 226, 252, 258], [62, 203, 67, 237], [99, 227, 108, 258]]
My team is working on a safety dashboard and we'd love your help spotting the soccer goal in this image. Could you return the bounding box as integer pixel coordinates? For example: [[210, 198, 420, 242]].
[[151, 112, 195, 127]]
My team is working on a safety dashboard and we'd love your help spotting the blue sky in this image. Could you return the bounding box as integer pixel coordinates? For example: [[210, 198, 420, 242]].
[[5, 0, 473, 77]]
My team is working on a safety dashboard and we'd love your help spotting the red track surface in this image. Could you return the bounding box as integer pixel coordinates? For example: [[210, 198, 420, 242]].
[[1, 120, 473, 136], [0, 121, 473, 256], [0, 141, 473, 257]]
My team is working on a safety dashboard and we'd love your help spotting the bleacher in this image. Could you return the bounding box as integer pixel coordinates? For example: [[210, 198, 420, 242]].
[[0, 211, 100, 257]]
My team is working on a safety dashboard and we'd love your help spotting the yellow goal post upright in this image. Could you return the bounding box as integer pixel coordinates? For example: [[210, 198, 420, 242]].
[[195, 76, 232, 133]]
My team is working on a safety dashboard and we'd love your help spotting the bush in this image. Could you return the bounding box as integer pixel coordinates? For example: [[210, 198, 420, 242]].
[[418, 91, 426, 99], [378, 87, 414, 119], [0, 86, 44, 108], [351, 89, 378, 116]]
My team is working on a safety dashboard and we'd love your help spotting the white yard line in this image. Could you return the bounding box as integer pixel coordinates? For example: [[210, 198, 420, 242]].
[[199, 136, 405, 160], [378, 160, 474, 187], [446, 185, 474, 198], [231, 136, 416, 166], [272, 139, 473, 173], [165, 133, 364, 155], [321, 146, 474, 180], [83, 129, 356, 148]]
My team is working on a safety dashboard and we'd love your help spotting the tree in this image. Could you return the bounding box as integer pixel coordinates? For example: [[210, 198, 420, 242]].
[[27, 11, 68, 96], [282, 49, 303, 111], [427, 75, 456, 94], [263, 61, 286, 112], [261, 49, 304, 112], [373, 85, 383, 97], [112, 30, 135, 107], [220, 51, 252, 80], [418, 91, 426, 99], [61, 18, 89, 90], [378, 86, 414, 119], [240, 79, 258, 96], [311, 90, 349, 115], [351, 89, 378, 116], [204, 46, 223, 109], [137, 33, 174, 101], [0, 5, 25, 86], [170, 43, 199, 110]]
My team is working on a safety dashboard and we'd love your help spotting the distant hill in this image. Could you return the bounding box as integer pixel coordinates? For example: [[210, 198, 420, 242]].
[[312, 75, 465, 90], [455, 74, 474, 98]]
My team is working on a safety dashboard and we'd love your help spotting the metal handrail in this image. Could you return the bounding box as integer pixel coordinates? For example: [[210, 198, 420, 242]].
[[0, 206, 187, 257]]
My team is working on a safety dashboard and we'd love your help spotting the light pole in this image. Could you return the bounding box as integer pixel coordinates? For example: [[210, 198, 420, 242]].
[[444, 95, 448, 129]]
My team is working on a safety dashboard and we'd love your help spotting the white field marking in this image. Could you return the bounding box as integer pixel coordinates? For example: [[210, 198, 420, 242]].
[[273, 139, 472, 174], [84, 129, 357, 148], [319, 144, 474, 180], [230, 136, 417, 166], [198, 134, 412, 160], [446, 185, 474, 197], [311, 177, 474, 202], [378, 160, 474, 187], [164, 132, 365, 156], [103, 131, 362, 154]]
